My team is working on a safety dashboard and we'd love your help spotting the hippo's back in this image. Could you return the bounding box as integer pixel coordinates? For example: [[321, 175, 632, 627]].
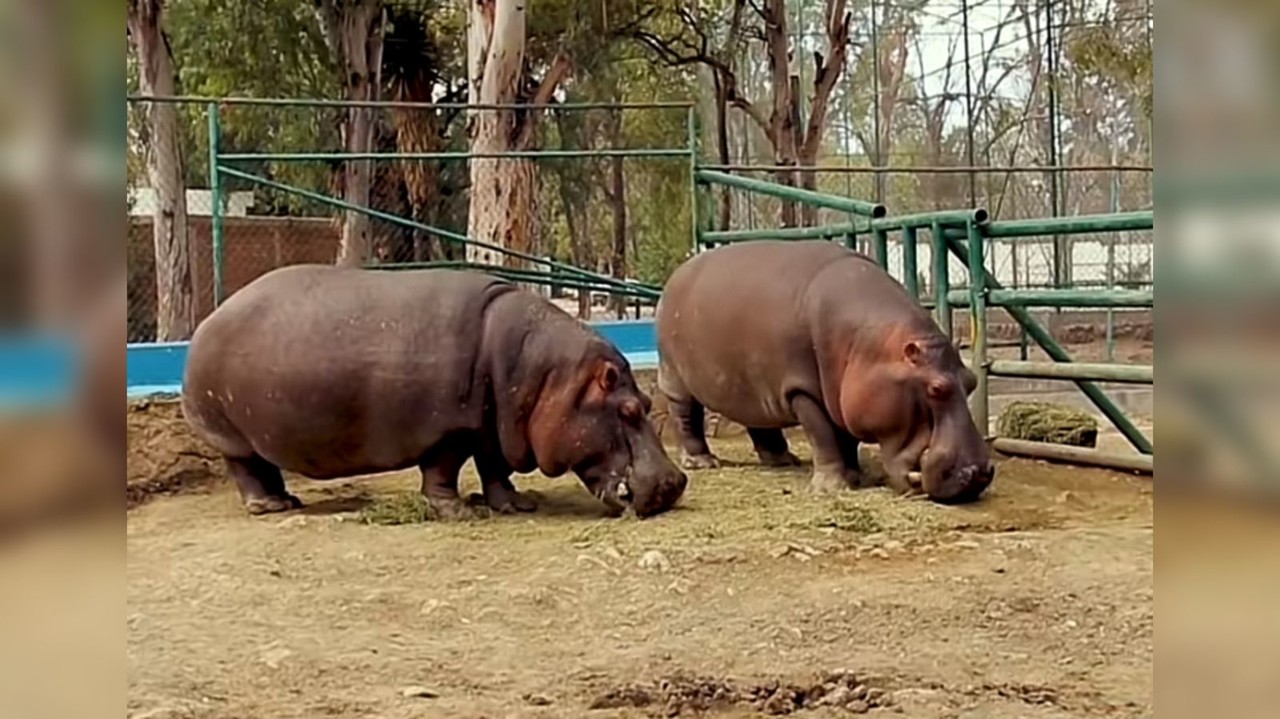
[[656, 241, 860, 425], [182, 265, 512, 475]]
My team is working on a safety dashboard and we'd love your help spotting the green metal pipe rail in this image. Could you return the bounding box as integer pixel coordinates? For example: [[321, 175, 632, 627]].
[[946, 288, 1154, 308], [694, 169, 887, 219]]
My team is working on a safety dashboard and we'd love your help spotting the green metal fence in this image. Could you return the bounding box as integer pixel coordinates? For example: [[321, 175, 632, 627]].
[[131, 94, 1154, 474], [194, 96, 700, 306]]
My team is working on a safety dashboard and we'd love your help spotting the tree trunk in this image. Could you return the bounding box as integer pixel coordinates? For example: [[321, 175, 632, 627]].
[[552, 111, 593, 319], [325, 3, 385, 267], [128, 0, 193, 341], [467, 0, 535, 267], [763, 0, 799, 227], [391, 110, 445, 261], [608, 153, 628, 319], [711, 77, 733, 230]]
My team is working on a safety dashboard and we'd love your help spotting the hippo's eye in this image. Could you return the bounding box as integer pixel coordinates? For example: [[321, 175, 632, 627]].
[[926, 379, 955, 401]]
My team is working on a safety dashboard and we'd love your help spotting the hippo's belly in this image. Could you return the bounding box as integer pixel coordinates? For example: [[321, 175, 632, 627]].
[[677, 360, 802, 428]]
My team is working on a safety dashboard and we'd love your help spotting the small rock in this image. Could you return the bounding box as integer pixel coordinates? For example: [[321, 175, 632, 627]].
[[847, 699, 871, 713], [953, 540, 980, 550], [761, 689, 794, 715], [883, 540, 904, 552], [818, 685, 850, 706], [522, 693, 553, 706], [260, 646, 293, 668], [868, 548, 889, 560], [420, 599, 449, 615], [851, 684, 868, 700], [276, 515, 308, 529], [401, 686, 438, 699], [638, 550, 671, 572], [993, 567, 1006, 574], [866, 688, 886, 704]]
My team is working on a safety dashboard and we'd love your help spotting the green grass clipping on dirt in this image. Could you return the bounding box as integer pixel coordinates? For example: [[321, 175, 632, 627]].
[[360, 492, 432, 525]]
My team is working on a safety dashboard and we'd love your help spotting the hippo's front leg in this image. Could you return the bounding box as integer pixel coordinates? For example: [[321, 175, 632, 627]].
[[419, 447, 477, 521], [789, 394, 863, 492], [473, 453, 538, 514]]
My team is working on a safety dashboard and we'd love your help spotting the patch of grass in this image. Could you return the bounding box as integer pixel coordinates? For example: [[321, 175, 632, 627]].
[[360, 492, 431, 526], [813, 503, 883, 534]]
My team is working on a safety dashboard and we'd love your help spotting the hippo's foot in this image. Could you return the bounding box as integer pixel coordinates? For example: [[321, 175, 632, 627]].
[[680, 451, 721, 470], [427, 495, 485, 522], [245, 493, 303, 515], [807, 466, 859, 493], [468, 490, 539, 515], [757, 450, 802, 468]]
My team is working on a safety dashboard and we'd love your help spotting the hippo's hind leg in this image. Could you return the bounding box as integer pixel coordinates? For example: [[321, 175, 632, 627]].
[[788, 394, 863, 493], [670, 397, 721, 469], [747, 428, 802, 467], [226, 454, 302, 515], [472, 452, 538, 515], [659, 360, 720, 469]]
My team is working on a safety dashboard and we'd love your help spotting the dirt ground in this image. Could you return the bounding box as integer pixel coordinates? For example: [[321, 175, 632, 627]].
[[127, 403, 1153, 719]]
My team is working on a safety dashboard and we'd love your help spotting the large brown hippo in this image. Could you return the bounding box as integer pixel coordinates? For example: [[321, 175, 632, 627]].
[[656, 240, 994, 503], [182, 265, 687, 518]]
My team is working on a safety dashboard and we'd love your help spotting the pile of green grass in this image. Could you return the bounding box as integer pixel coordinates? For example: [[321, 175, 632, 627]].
[[997, 401, 1098, 447]]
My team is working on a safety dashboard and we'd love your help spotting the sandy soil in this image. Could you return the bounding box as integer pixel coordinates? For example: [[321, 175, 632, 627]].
[[127, 420, 1152, 718]]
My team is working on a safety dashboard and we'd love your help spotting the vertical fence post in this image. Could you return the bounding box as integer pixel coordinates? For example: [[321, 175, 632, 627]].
[[903, 225, 919, 299], [872, 227, 889, 270], [932, 221, 952, 337], [966, 220, 989, 437], [208, 102, 226, 307]]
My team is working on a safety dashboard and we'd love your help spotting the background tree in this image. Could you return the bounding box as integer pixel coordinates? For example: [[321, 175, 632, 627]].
[[465, 0, 571, 267], [634, 0, 851, 227], [315, 0, 387, 267], [127, 0, 194, 340]]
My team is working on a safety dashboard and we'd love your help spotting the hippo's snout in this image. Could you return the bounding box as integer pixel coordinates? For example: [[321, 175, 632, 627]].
[[628, 467, 688, 518], [926, 461, 995, 504]]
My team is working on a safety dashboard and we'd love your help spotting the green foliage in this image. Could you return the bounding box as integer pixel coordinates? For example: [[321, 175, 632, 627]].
[[1069, 25, 1153, 119]]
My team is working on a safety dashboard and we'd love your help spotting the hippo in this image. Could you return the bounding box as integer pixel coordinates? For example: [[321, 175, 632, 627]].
[[656, 240, 994, 503], [182, 265, 687, 519]]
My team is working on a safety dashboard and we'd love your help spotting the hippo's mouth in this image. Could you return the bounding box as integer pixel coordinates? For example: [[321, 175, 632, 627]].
[[577, 467, 633, 515]]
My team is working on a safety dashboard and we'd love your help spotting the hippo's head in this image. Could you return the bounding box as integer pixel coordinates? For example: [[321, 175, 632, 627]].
[[898, 338, 995, 502], [527, 354, 688, 517], [844, 336, 994, 503]]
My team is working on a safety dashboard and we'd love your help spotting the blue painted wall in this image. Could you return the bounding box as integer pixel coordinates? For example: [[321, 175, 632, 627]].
[[0, 320, 659, 406]]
